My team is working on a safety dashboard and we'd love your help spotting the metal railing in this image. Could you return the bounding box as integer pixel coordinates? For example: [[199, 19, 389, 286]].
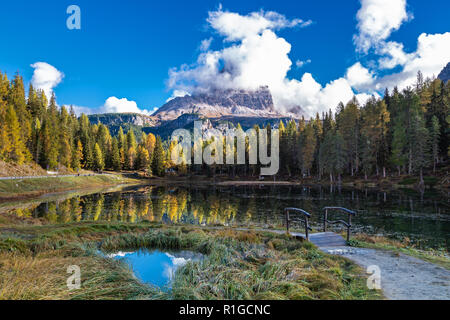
[[284, 207, 313, 240], [322, 207, 356, 241]]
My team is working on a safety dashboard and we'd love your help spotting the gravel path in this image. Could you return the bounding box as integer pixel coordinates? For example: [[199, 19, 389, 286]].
[[321, 246, 450, 300], [192, 226, 450, 300]]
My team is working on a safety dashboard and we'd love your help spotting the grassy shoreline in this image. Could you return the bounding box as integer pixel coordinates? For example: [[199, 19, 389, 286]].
[[0, 174, 146, 202], [1, 171, 446, 203], [143, 173, 449, 192], [0, 221, 382, 300], [349, 234, 450, 270]]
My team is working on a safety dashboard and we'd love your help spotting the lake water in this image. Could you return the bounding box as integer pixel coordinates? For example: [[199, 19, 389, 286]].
[[107, 250, 203, 288], [4, 184, 449, 249]]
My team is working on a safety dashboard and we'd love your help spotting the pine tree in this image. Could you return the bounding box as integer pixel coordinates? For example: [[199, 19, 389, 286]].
[[120, 128, 137, 170], [79, 114, 93, 169], [390, 120, 407, 176], [93, 143, 105, 172], [336, 98, 360, 176], [27, 84, 43, 120], [410, 114, 430, 185], [58, 106, 72, 169], [127, 146, 136, 170], [312, 113, 323, 177], [0, 80, 11, 160], [136, 145, 150, 170], [319, 131, 346, 183], [278, 120, 287, 174], [151, 136, 165, 177], [8, 74, 31, 147], [146, 132, 156, 157], [97, 123, 112, 168], [117, 127, 127, 169], [300, 122, 316, 177], [430, 116, 440, 173], [111, 138, 121, 171], [360, 97, 390, 177], [446, 114, 450, 157], [72, 140, 83, 171], [5, 104, 28, 164]]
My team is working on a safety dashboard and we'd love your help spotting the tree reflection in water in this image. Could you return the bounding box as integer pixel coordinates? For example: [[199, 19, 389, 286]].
[[6, 185, 449, 249]]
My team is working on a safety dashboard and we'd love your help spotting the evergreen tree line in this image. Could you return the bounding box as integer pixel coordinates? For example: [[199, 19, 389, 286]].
[[0, 71, 158, 173], [167, 73, 449, 183], [1, 71, 448, 182]]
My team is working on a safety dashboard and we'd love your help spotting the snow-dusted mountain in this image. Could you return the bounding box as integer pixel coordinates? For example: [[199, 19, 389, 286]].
[[88, 86, 300, 137], [153, 86, 294, 120]]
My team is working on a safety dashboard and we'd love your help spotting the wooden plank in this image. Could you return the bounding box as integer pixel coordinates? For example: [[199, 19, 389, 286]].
[[309, 232, 346, 247], [203, 226, 347, 248]]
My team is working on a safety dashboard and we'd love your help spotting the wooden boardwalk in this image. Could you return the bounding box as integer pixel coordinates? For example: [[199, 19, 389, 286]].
[[307, 232, 347, 247], [207, 207, 354, 248]]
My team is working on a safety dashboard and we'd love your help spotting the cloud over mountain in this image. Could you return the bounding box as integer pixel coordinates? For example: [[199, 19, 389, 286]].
[[167, 1, 450, 118], [168, 8, 369, 117]]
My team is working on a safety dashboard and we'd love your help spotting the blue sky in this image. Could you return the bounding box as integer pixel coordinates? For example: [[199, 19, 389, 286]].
[[0, 0, 449, 116]]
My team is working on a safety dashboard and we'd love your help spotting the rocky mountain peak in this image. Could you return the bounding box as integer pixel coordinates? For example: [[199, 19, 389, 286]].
[[438, 62, 450, 83], [154, 86, 288, 120]]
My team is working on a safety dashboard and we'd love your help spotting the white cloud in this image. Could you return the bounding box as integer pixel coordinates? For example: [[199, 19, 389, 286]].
[[70, 105, 93, 115], [351, 0, 450, 94], [295, 59, 311, 68], [354, 0, 412, 53], [376, 32, 450, 90], [166, 90, 190, 103], [30, 62, 64, 99], [101, 97, 141, 113], [207, 7, 312, 42], [70, 97, 158, 116], [100, 96, 158, 115], [168, 9, 363, 117], [346, 62, 375, 90], [166, 4, 450, 118], [351, 0, 450, 95], [62, 2, 448, 119], [200, 38, 213, 51], [377, 41, 413, 69]]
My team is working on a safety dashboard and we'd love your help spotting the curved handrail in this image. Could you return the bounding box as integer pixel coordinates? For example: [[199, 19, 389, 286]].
[[322, 207, 356, 241], [284, 207, 311, 218], [323, 207, 356, 216], [284, 207, 312, 240]]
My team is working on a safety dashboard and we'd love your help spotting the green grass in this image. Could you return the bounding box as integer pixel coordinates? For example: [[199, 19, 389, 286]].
[[397, 176, 439, 187], [0, 222, 382, 300], [349, 234, 450, 270], [0, 175, 141, 200]]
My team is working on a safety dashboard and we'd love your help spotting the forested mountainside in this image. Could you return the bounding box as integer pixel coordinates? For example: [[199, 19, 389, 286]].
[[0, 68, 448, 182]]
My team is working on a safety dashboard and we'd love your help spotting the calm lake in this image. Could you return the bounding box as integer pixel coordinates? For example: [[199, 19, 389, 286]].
[[5, 184, 449, 250]]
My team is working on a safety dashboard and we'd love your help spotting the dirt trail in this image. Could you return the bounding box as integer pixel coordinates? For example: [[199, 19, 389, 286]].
[[321, 246, 450, 300]]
